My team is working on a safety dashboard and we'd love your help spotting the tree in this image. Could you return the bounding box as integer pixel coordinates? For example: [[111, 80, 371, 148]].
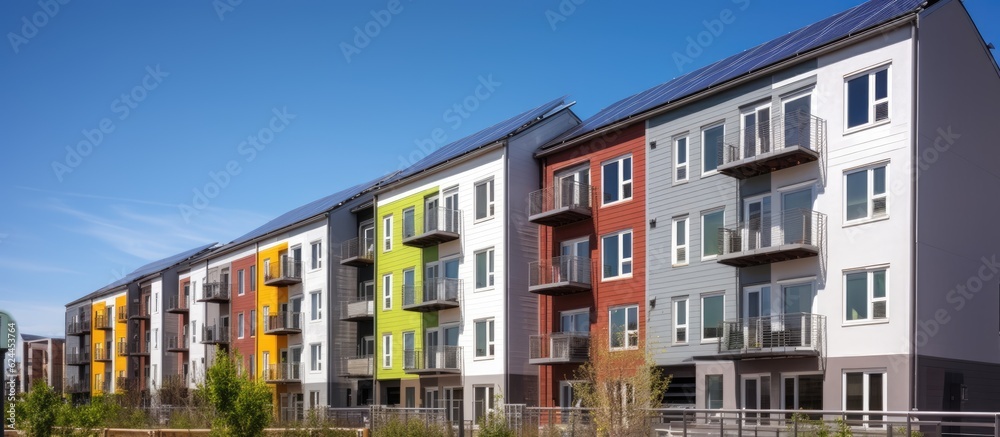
[[17, 382, 62, 437], [202, 348, 272, 436], [573, 330, 671, 437]]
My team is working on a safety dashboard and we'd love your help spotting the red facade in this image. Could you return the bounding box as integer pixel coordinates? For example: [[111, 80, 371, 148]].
[[230, 253, 257, 375]]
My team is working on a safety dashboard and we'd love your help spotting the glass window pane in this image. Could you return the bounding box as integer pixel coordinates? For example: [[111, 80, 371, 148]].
[[622, 232, 632, 259], [707, 375, 723, 409], [623, 158, 632, 181], [603, 161, 619, 203], [627, 306, 638, 331], [676, 220, 686, 245], [869, 373, 884, 413], [703, 296, 724, 339], [703, 211, 724, 257], [847, 75, 870, 127], [845, 373, 864, 411], [603, 235, 619, 277], [676, 300, 686, 325], [846, 273, 868, 320], [576, 313, 589, 333], [677, 138, 687, 164], [873, 270, 886, 298], [610, 308, 625, 347], [475, 322, 487, 357], [846, 171, 869, 220], [875, 70, 888, 100], [873, 166, 886, 195], [703, 125, 724, 172], [475, 183, 488, 219], [476, 252, 487, 288]]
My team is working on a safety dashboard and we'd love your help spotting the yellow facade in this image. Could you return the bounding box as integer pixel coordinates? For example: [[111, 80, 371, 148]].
[[256, 242, 289, 407], [114, 294, 128, 392], [91, 301, 107, 396]]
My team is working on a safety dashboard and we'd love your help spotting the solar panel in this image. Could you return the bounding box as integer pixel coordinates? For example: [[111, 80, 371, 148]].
[[543, 0, 926, 149]]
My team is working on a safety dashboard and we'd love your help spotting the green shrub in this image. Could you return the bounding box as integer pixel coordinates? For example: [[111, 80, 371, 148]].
[[18, 383, 62, 437]]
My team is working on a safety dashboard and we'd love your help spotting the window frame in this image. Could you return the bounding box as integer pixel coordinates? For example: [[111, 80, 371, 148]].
[[701, 208, 725, 260], [237, 312, 245, 339], [474, 318, 495, 359], [843, 267, 889, 324], [844, 64, 891, 132], [250, 309, 256, 337], [674, 135, 689, 184], [673, 298, 688, 345], [601, 155, 633, 206], [249, 266, 256, 291], [310, 290, 322, 321], [310, 343, 322, 372], [382, 215, 393, 252], [601, 230, 633, 280], [844, 163, 889, 225], [382, 334, 392, 369], [608, 305, 639, 350], [474, 248, 496, 290], [706, 374, 724, 409], [237, 269, 245, 296], [843, 370, 887, 428], [701, 122, 725, 176], [382, 274, 392, 310], [701, 293, 725, 343], [474, 177, 496, 221], [474, 385, 496, 424], [672, 216, 689, 266], [310, 240, 322, 270]]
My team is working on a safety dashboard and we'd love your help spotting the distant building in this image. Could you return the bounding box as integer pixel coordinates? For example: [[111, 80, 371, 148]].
[[20, 334, 64, 395]]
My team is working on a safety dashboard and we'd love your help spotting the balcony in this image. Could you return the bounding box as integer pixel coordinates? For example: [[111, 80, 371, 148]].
[[528, 256, 592, 296], [341, 296, 374, 321], [129, 303, 150, 320], [164, 373, 189, 388], [93, 314, 113, 330], [167, 336, 189, 352], [402, 278, 461, 312], [65, 380, 90, 394], [264, 363, 302, 383], [66, 352, 90, 366], [340, 355, 374, 378], [527, 180, 593, 227], [529, 333, 590, 365], [94, 348, 112, 362], [340, 236, 375, 267], [717, 209, 825, 268], [717, 113, 826, 179], [117, 341, 128, 357], [201, 324, 230, 345], [116, 376, 130, 391], [403, 346, 462, 375], [130, 341, 151, 356], [117, 310, 128, 323], [264, 311, 302, 335], [718, 313, 826, 359], [402, 207, 461, 248], [97, 380, 111, 394], [66, 319, 91, 336], [199, 281, 230, 302], [167, 295, 189, 314], [264, 257, 302, 286]]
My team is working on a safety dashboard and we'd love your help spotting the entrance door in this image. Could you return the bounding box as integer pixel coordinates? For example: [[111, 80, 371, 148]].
[[560, 239, 590, 283], [782, 283, 814, 347], [742, 104, 771, 158], [445, 388, 463, 422], [744, 196, 772, 250], [743, 376, 771, 424], [443, 188, 459, 232], [555, 166, 590, 208], [781, 188, 812, 245], [425, 388, 440, 409], [425, 263, 440, 301], [783, 93, 812, 149], [444, 325, 459, 369]]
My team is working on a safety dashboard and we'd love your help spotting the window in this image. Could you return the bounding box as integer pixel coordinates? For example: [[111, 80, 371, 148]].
[[154, 293, 158, 313], [561, 309, 590, 333], [609, 305, 639, 349], [475, 178, 495, 220], [474, 386, 495, 423], [311, 291, 322, 320], [382, 334, 392, 368], [402, 331, 415, 368], [310, 344, 322, 371], [706, 375, 723, 409], [602, 155, 633, 204], [238, 313, 245, 339], [702, 124, 725, 174], [475, 248, 495, 289], [153, 328, 158, 349], [382, 215, 393, 252], [845, 268, 888, 322], [192, 320, 197, 343], [310, 391, 321, 409], [249, 266, 256, 291], [673, 299, 688, 344], [702, 210, 724, 259], [674, 136, 688, 182], [311, 241, 322, 270], [382, 274, 392, 310], [672, 217, 688, 266], [250, 310, 256, 336], [702, 294, 724, 341], [403, 269, 415, 302], [783, 374, 824, 411], [402, 208, 415, 238], [475, 319, 495, 358], [846, 66, 889, 129], [237, 269, 245, 295], [845, 164, 888, 222], [844, 371, 886, 427], [601, 230, 633, 279]]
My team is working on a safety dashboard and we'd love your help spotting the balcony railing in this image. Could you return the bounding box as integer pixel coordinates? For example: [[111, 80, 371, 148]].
[[340, 355, 374, 378], [402, 207, 462, 248], [264, 362, 302, 383], [66, 319, 91, 336], [93, 347, 112, 362], [402, 278, 461, 312], [167, 336, 189, 352], [117, 341, 128, 357], [66, 352, 90, 365], [167, 295, 189, 313], [403, 346, 462, 375], [117, 309, 128, 323], [718, 113, 826, 179], [718, 313, 825, 358], [199, 281, 231, 302], [340, 236, 375, 267], [130, 341, 150, 356], [98, 380, 111, 394], [264, 311, 303, 335], [527, 180, 593, 227], [65, 380, 90, 394], [528, 332, 591, 364], [129, 302, 150, 319], [164, 373, 189, 388], [115, 376, 130, 391], [94, 314, 113, 330], [717, 209, 825, 268], [201, 324, 230, 345], [341, 296, 374, 321], [264, 257, 302, 286], [528, 256, 592, 296]]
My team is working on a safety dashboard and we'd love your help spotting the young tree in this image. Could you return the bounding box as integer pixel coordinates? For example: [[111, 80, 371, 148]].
[[17, 382, 63, 437], [573, 330, 671, 437], [202, 348, 272, 436]]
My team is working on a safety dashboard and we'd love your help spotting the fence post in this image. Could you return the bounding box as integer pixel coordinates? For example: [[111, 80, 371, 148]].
[[907, 412, 912, 437], [994, 413, 999, 437], [458, 403, 464, 437], [793, 414, 799, 437], [738, 410, 743, 437], [683, 410, 688, 437]]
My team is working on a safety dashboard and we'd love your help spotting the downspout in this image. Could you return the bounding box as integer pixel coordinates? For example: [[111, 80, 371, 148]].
[[910, 12, 920, 411], [504, 142, 510, 404]]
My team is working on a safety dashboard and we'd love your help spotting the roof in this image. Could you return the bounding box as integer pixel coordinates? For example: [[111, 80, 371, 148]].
[[387, 96, 569, 183], [541, 0, 928, 151]]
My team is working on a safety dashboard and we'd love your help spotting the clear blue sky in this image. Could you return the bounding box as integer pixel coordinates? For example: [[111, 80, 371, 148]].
[[1, 0, 997, 337]]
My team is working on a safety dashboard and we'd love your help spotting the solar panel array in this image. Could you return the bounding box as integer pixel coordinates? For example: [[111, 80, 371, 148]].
[[543, 0, 926, 149]]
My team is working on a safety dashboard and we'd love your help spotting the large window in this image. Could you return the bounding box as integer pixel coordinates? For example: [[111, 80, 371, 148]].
[[249, 266, 256, 291], [844, 371, 886, 427], [602, 155, 633, 204], [475, 319, 495, 358], [845, 164, 888, 222], [609, 305, 639, 350], [702, 294, 724, 341], [601, 230, 633, 279], [474, 386, 496, 424], [402, 208, 415, 238], [673, 217, 688, 266], [310, 343, 322, 372], [382, 215, 393, 252], [310, 291, 322, 321], [382, 274, 392, 310], [845, 268, 888, 322], [673, 298, 688, 344], [237, 269, 245, 295], [846, 65, 889, 129], [311, 241, 322, 270], [237, 313, 244, 339], [475, 248, 495, 289], [674, 136, 688, 183], [475, 178, 495, 220], [382, 334, 392, 368], [702, 124, 725, 174], [783, 374, 824, 411], [250, 309, 256, 336], [402, 331, 415, 368], [706, 375, 723, 409], [702, 209, 724, 259]]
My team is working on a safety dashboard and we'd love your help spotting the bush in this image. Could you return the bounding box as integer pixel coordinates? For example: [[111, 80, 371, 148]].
[[203, 348, 272, 436], [18, 383, 62, 437], [373, 415, 449, 437]]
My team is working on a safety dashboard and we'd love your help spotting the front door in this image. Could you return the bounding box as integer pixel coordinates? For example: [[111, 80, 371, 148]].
[[781, 188, 812, 245], [425, 263, 439, 301], [443, 188, 459, 232], [743, 376, 771, 424], [743, 285, 771, 348], [782, 283, 814, 346], [445, 388, 463, 422], [425, 388, 439, 409], [560, 239, 590, 283], [783, 93, 812, 149]]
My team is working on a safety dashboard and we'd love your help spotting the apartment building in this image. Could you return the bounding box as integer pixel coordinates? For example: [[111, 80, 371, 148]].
[[20, 335, 64, 395], [372, 97, 579, 422]]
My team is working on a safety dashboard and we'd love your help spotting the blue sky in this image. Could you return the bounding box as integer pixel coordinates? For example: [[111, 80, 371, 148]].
[[1, 0, 997, 338]]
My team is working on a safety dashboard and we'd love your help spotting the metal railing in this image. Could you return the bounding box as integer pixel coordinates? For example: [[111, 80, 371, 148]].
[[527, 180, 593, 218], [117, 340, 128, 356], [65, 379, 91, 394], [341, 296, 374, 320], [129, 341, 151, 355], [94, 346, 112, 361], [341, 236, 375, 263], [528, 256, 592, 288], [167, 335, 188, 350], [720, 113, 827, 165], [66, 351, 90, 365], [403, 278, 462, 307], [264, 362, 301, 382], [529, 332, 590, 362], [129, 301, 150, 319], [202, 324, 230, 344], [404, 207, 462, 238], [166, 295, 188, 312], [264, 311, 303, 333], [340, 355, 374, 377], [719, 313, 825, 355], [94, 313, 113, 330], [720, 209, 825, 255], [66, 319, 91, 335], [202, 281, 230, 300], [403, 346, 462, 372], [265, 257, 302, 283]]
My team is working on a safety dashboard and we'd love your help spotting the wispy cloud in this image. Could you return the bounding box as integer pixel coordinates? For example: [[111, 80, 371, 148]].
[[0, 299, 68, 337], [0, 257, 81, 274]]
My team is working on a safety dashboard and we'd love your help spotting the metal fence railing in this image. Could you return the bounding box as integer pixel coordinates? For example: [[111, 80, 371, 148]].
[[527, 180, 593, 218], [720, 112, 827, 165], [719, 313, 826, 355], [264, 362, 301, 382], [403, 346, 462, 372], [264, 311, 303, 333], [340, 355, 374, 377], [720, 209, 826, 255], [66, 319, 91, 335], [201, 281, 231, 301], [202, 324, 230, 344], [341, 296, 374, 320], [528, 255, 592, 289], [340, 235, 375, 263], [265, 256, 302, 284], [403, 278, 462, 307], [528, 332, 590, 362], [166, 295, 188, 312], [167, 335, 188, 350]]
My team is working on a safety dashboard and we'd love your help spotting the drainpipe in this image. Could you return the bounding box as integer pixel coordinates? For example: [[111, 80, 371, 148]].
[[910, 13, 920, 411]]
